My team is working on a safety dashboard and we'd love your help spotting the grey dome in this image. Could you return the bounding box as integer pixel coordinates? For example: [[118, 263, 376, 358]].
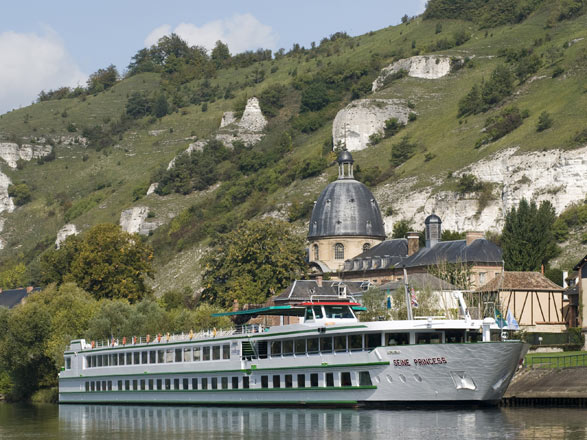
[[425, 214, 442, 225], [308, 179, 386, 239], [337, 150, 354, 164]]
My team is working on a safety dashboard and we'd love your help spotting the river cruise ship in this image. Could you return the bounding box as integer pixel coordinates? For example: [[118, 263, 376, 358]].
[[59, 300, 527, 407]]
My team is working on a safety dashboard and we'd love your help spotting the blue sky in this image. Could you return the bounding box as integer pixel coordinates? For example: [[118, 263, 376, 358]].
[[0, 1, 426, 114]]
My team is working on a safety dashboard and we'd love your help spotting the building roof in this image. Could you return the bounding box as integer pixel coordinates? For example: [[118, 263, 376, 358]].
[[274, 280, 369, 304], [573, 254, 587, 271], [308, 178, 386, 239], [475, 272, 564, 293], [343, 237, 502, 273], [379, 273, 459, 292], [0, 287, 39, 309]]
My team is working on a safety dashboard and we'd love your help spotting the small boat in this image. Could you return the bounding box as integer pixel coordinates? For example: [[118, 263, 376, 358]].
[[59, 295, 527, 407]]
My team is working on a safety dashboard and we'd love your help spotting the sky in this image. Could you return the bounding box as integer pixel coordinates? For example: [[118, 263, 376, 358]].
[[0, 1, 426, 115]]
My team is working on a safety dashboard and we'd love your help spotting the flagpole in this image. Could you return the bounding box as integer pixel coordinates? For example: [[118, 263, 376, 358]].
[[403, 267, 413, 320]]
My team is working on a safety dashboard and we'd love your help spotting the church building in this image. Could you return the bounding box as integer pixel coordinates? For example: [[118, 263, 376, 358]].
[[308, 151, 503, 289]]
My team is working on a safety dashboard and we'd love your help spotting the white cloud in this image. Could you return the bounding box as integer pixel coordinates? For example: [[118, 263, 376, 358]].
[[0, 29, 86, 115], [144, 13, 278, 54]]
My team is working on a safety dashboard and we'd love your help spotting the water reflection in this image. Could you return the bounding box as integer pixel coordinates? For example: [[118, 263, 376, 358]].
[[56, 404, 587, 440]]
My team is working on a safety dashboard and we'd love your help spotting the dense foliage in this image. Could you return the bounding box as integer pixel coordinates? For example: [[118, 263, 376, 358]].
[[200, 219, 306, 307]]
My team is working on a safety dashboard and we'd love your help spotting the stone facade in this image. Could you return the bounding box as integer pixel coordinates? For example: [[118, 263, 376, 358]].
[[308, 236, 384, 272]]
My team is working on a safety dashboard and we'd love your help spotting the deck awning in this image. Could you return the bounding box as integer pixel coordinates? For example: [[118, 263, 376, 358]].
[[211, 305, 306, 317]]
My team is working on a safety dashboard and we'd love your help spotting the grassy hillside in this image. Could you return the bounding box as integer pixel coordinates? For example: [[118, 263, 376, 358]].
[[0, 1, 585, 291]]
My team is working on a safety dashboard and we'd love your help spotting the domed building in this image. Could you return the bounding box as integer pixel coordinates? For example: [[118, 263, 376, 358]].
[[308, 151, 386, 273]]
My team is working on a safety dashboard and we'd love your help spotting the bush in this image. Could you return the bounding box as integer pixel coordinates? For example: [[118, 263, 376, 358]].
[[457, 174, 482, 194], [390, 136, 417, 167], [7, 183, 32, 206], [258, 84, 288, 117], [536, 111, 553, 131], [126, 92, 151, 118], [296, 156, 328, 179], [458, 65, 515, 117], [475, 106, 523, 148]]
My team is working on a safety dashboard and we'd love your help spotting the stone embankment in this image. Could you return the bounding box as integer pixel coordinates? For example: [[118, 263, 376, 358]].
[[503, 367, 587, 406]]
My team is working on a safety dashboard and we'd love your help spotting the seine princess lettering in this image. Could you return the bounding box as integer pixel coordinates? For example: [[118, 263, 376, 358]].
[[394, 357, 447, 367]]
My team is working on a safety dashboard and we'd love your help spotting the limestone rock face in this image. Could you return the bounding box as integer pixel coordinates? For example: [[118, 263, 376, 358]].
[[0, 142, 53, 169], [376, 145, 587, 234], [220, 111, 236, 127], [167, 140, 206, 170], [332, 99, 411, 152], [55, 224, 78, 249], [146, 183, 159, 196], [120, 207, 161, 235], [237, 97, 267, 132], [0, 171, 15, 214], [372, 55, 454, 91]]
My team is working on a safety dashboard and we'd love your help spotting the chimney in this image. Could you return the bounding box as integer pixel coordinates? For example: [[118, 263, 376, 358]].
[[465, 231, 484, 246], [316, 275, 323, 287], [26, 286, 34, 293], [407, 231, 420, 256]]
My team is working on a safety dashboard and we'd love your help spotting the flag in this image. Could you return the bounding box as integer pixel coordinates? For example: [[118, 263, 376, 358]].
[[410, 287, 418, 308], [506, 310, 520, 330], [494, 308, 507, 328]]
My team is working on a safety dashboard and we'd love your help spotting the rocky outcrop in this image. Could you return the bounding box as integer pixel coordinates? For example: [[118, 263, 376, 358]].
[[0, 142, 52, 169], [372, 55, 455, 91], [376, 145, 587, 233], [146, 183, 159, 196], [0, 171, 14, 214], [237, 97, 267, 132], [214, 97, 267, 148], [167, 140, 206, 170], [332, 99, 412, 152], [120, 207, 161, 236], [220, 111, 236, 127], [55, 224, 78, 249]]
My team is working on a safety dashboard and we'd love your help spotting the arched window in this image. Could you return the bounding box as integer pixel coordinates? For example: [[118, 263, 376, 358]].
[[334, 243, 344, 260], [313, 244, 319, 260], [362, 243, 371, 252]]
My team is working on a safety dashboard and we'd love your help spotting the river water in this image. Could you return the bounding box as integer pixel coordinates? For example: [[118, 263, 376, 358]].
[[1, 404, 586, 439]]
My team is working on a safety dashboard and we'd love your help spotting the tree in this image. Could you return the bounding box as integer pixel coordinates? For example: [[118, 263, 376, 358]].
[[211, 40, 231, 68], [201, 219, 306, 307], [87, 65, 119, 93], [7, 183, 32, 206], [392, 219, 412, 239], [153, 93, 169, 118], [358, 287, 388, 321], [41, 224, 154, 302], [126, 92, 152, 118], [501, 199, 558, 271], [537, 111, 553, 132]]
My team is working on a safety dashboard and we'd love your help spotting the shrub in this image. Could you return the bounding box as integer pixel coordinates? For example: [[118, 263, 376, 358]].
[[7, 183, 32, 206], [536, 111, 553, 132], [384, 117, 405, 137], [390, 136, 417, 167], [258, 84, 288, 117], [475, 106, 523, 148], [456, 174, 482, 194]]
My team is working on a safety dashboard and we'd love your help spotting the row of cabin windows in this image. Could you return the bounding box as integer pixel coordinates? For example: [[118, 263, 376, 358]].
[[83, 371, 372, 392], [312, 243, 371, 261], [85, 344, 230, 368]]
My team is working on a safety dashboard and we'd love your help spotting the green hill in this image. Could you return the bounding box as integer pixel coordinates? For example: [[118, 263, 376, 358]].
[[0, 0, 585, 292]]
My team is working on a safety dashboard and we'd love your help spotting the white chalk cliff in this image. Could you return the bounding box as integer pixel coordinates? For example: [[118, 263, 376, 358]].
[[332, 99, 412, 152], [55, 224, 78, 249], [372, 55, 455, 91], [215, 97, 267, 147], [376, 145, 587, 234], [0, 142, 52, 169], [120, 206, 161, 235]]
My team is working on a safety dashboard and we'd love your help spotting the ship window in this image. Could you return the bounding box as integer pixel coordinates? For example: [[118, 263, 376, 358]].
[[117, 380, 122, 391], [141, 351, 147, 364], [201, 378, 208, 390], [467, 331, 481, 343], [282, 340, 293, 356], [285, 374, 293, 388], [232, 377, 239, 389], [203, 346, 210, 361], [366, 333, 381, 349], [325, 306, 354, 319], [221, 377, 228, 389], [157, 350, 164, 363], [132, 380, 137, 390], [140, 379, 145, 391], [320, 337, 333, 353], [359, 371, 372, 386], [212, 346, 221, 360], [149, 350, 156, 364], [349, 334, 363, 351], [156, 379, 162, 390], [166, 349, 174, 363], [297, 374, 306, 388], [126, 352, 132, 365], [119, 353, 125, 365], [243, 376, 250, 389], [125, 380, 130, 390], [313, 244, 319, 260], [273, 375, 281, 388], [165, 379, 171, 390], [133, 352, 140, 365], [148, 379, 154, 390], [307, 338, 319, 354], [112, 354, 118, 366], [310, 373, 319, 387], [192, 378, 198, 390], [97, 356, 103, 367], [183, 378, 189, 390], [313, 306, 324, 319], [175, 349, 182, 362], [103, 355, 108, 367], [334, 243, 344, 260], [271, 340, 282, 357], [334, 335, 347, 352], [173, 378, 180, 390], [445, 330, 465, 343], [386, 333, 409, 346], [91, 381, 95, 392], [261, 376, 269, 389], [193, 347, 201, 361], [416, 332, 442, 344], [85, 382, 90, 392], [326, 373, 334, 387], [304, 307, 314, 321], [183, 348, 192, 362], [341, 372, 352, 387], [295, 339, 306, 355], [96, 381, 101, 391], [87, 356, 92, 368], [65, 357, 71, 370], [211, 378, 218, 389], [222, 344, 230, 360]]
